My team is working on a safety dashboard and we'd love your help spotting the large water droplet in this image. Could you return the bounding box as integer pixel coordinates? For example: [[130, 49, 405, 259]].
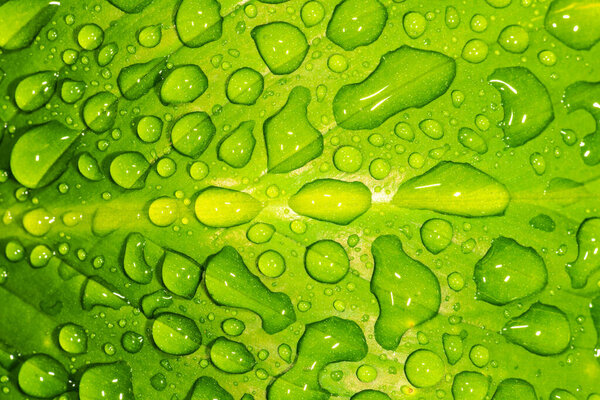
[[333, 46, 455, 130], [195, 187, 262, 227], [452, 371, 490, 400], [83, 91, 119, 133], [117, 57, 167, 100], [175, 0, 223, 48], [226, 68, 264, 105], [11, 121, 80, 188], [489, 67, 553, 147], [171, 111, 216, 158], [268, 317, 367, 400], [109, 152, 150, 189], [252, 22, 308, 75], [18, 354, 68, 398], [15, 71, 57, 111], [404, 349, 445, 388], [59, 323, 88, 354], [370, 235, 440, 350], [327, 0, 387, 50], [289, 179, 371, 225], [544, 0, 600, 50], [205, 246, 296, 334], [304, 239, 349, 283], [474, 237, 547, 305], [0, 0, 58, 50], [160, 65, 208, 104], [501, 302, 570, 355], [187, 377, 233, 400], [152, 312, 202, 355], [393, 162, 510, 217], [161, 249, 201, 298], [491, 378, 537, 400], [211, 337, 256, 374], [264, 86, 323, 173], [79, 362, 134, 400], [217, 121, 256, 168]]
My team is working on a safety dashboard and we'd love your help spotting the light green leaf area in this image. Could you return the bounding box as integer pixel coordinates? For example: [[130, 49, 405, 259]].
[[0, 0, 599, 399]]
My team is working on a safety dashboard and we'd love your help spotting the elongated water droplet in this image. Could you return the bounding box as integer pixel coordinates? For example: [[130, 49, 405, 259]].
[[160, 64, 208, 104], [217, 121, 256, 168], [79, 362, 134, 400], [393, 162, 510, 217], [333, 46, 456, 130], [195, 187, 262, 227], [171, 111, 216, 158], [289, 179, 371, 225], [18, 354, 68, 398], [118, 57, 167, 100]]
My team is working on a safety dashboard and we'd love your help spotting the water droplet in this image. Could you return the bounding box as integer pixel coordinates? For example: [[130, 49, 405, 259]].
[[195, 187, 261, 227], [393, 162, 510, 217], [371, 235, 440, 350], [171, 112, 216, 158], [442, 333, 464, 365], [452, 371, 490, 400], [333, 46, 455, 130], [222, 318, 245, 336], [175, 0, 223, 48], [462, 39, 488, 63], [491, 378, 537, 400], [109, 152, 150, 189], [79, 362, 134, 400], [187, 376, 233, 400], [420, 218, 453, 254], [226, 68, 264, 105], [161, 250, 201, 298], [268, 317, 367, 399], [289, 179, 371, 225], [474, 237, 547, 305], [83, 91, 118, 133], [404, 349, 445, 388], [333, 145, 362, 173], [152, 312, 202, 355], [327, 0, 387, 50], [545, 0, 600, 50], [502, 302, 570, 355], [137, 116, 163, 143], [15, 71, 57, 111], [211, 337, 256, 374], [23, 208, 55, 236], [121, 331, 144, 353], [78, 24, 104, 50], [305, 240, 349, 283], [252, 22, 308, 75], [60, 79, 86, 104], [489, 67, 553, 147], [498, 25, 529, 53], [117, 57, 167, 100], [138, 25, 161, 48], [567, 218, 600, 288], [205, 246, 295, 334], [160, 65, 208, 104], [18, 354, 68, 398], [257, 250, 286, 278], [97, 42, 118, 66], [149, 197, 178, 227], [247, 223, 275, 244], [301, 1, 325, 27], [403, 12, 427, 39], [458, 127, 487, 154], [10, 121, 80, 188], [218, 121, 256, 168]]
